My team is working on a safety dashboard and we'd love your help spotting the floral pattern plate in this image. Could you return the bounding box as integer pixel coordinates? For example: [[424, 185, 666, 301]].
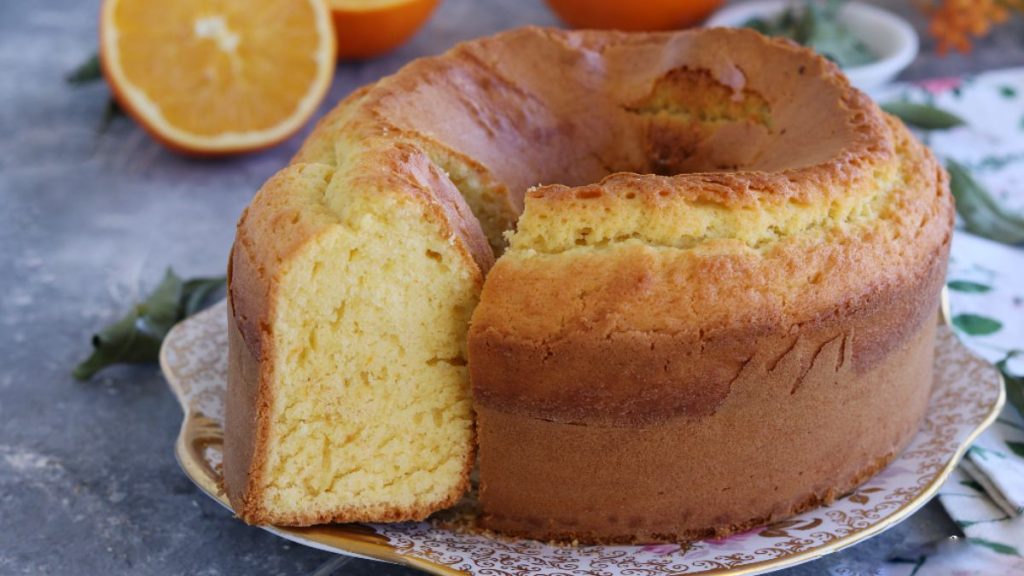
[[160, 300, 1004, 575]]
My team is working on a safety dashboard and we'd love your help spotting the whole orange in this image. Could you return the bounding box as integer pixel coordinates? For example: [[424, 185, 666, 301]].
[[328, 0, 440, 59], [544, 0, 724, 31]]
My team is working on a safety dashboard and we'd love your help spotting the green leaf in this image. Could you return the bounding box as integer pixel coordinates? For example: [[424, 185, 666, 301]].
[[744, 17, 772, 35], [73, 269, 181, 380], [806, 12, 875, 67], [139, 269, 187, 334], [65, 51, 127, 134], [947, 160, 1024, 245], [66, 53, 103, 85], [970, 445, 1008, 461], [72, 311, 158, 380], [889, 555, 928, 576], [99, 97, 125, 135], [947, 280, 992, 293], [959, 479, 984, 492], [1007, 441, 1024, 458], [968, 537, 1020, 556], [182, 277, 227, 317], [888, 556, 925, 565], [997, 350, 1024, 418], [972, 153, 1024, 171], [881, 102, 966, 130], [743, 0, 875, 68], [952, 313, 1003, 336], [73, 269, 226, 380]]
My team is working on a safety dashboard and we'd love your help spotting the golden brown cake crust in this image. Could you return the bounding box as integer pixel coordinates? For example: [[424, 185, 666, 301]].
[[468, 29, 953, 428], [225, 163, 343, 525], [471, 238, 948, 428], [474, 285, 943, 543], [461, 28, 953, 542]]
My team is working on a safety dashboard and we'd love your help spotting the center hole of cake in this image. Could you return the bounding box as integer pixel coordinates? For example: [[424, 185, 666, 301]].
[[624, 67, 773, 176]]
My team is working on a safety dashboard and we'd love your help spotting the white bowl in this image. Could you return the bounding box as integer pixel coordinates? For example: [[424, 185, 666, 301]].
[[705, 0, 918, 91]]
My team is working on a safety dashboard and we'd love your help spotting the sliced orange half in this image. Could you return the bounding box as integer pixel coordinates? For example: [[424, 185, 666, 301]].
[[100, 0, 336, 155], [327, 0, 439, 59]]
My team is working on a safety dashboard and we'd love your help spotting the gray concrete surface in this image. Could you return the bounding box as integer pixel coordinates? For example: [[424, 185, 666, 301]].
[[1, 1, 1021, 574]]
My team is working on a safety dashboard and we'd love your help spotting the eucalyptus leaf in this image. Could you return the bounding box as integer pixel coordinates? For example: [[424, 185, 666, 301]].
[[997, 350, 1024, 418], [182, 276, 227, 317], [73, 269, 226, 380], [72, 312, 162, 380], [743, 0, 875, 68], [65, 50, 127, 134], [803, 1, 874, 67], [947, 160, 1024, 245], [947, 280, 992, 293], [951, 313, 1003, 336], [1008, 441, 1024, 458], [881, 102, 965, 130], [959, 479, 985, 492], [968, 538, 1020, 556], [66, 53, 102, 85], [139, 268, 186, 335], [744, 17, 772, 35], [99, 97, 125, 135]]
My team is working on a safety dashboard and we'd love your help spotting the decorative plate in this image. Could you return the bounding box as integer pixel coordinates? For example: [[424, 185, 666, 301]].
[[160, 300, 1004, 576]]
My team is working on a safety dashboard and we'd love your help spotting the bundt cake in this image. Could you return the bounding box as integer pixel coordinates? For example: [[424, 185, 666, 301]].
[[224, 26, 953, 542]]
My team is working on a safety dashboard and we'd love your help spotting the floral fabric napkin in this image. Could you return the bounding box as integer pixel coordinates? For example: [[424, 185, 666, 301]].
[[869, 68, 1024, 574]]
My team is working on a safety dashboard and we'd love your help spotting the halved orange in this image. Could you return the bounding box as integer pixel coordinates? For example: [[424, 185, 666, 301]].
[[100, 0, 336, 155], [545, 0, 724, 31], [327, 0, 439, 59]]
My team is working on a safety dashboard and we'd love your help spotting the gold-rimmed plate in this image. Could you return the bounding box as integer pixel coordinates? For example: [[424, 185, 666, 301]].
[[160, 300, 1003, 575]]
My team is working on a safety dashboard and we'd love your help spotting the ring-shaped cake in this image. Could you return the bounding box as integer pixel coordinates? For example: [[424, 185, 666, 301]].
[[224, 27, 953, 543]]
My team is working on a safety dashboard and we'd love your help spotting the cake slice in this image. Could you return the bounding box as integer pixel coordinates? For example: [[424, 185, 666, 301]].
[[224, 137, 493, 524]]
